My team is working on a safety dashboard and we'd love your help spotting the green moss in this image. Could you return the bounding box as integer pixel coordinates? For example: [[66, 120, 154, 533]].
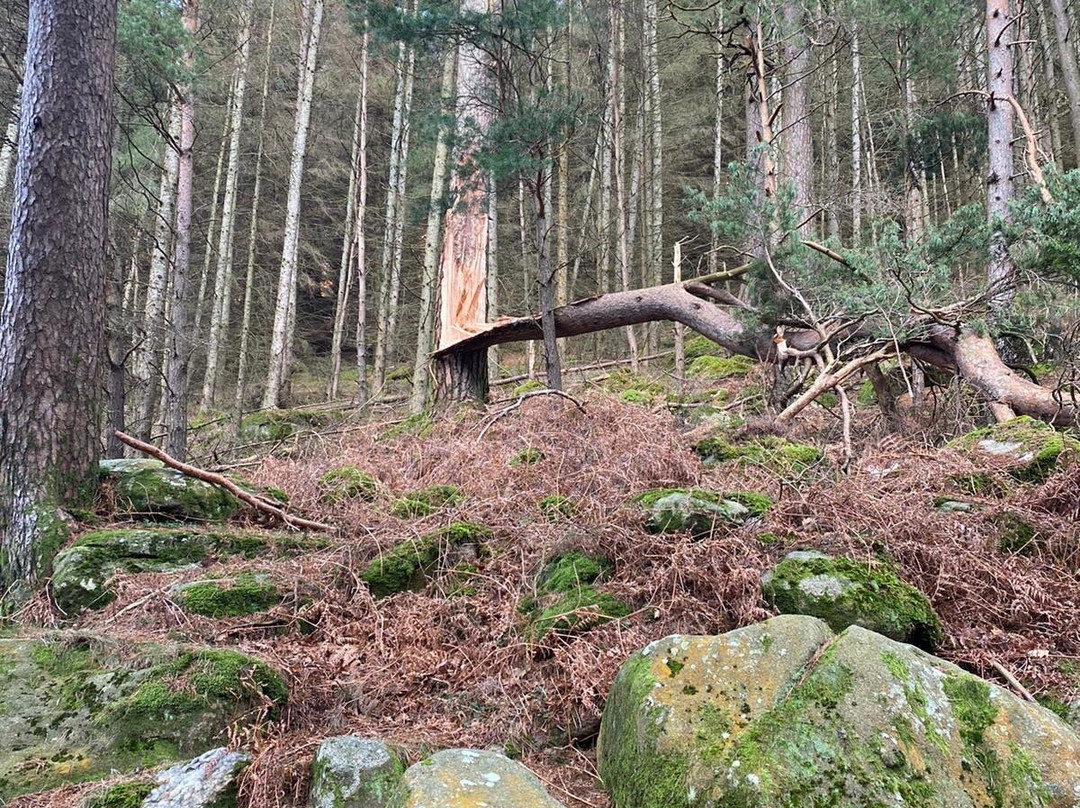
[[950, 416, 1079, 484], [693, 436, 824, 474], [539, 495, 576, 520], [763, 555, 944, 651], [634, 488, 751, 536], [83, 781, 156, 808], [361, 522, 489, 598], [997, 513, 1039, 555], [512, 379, 546, 396], [538, 553, 609, 594], [510, 447, 545, 467], [857, 380, 876, 406], [684, 335, 724, 361], [174, 574, 281, 618], [723, 491, 773, 517], [1035, 692, 1071, 722], [686, 355, 755, 380], [240, 409, 335, 443], [317, 466, 378, 504], [389, 484, 463, 518], [379, 414, 434, 440], [601, 368, 667, 396], [530, 586, 631, 640], [620, 388, 656, 405], [108, 468, 240, 522]]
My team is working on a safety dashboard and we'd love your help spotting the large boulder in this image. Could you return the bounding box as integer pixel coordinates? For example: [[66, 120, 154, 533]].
[[950, 416, 1079, 484], [51, 527, 270, 615], [761, 551, 944, 650], [598, 615, 1080, 808], [100, 459, 240, 522], [397, 749, 565, 808], [0, 634, 286, 801], [308, 737, 403, 808], [143, 747, 250, 808], [634, 489, 763, 538], [360, 522, 490, 598]]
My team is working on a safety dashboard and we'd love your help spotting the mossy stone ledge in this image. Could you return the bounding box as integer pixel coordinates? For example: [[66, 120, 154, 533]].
[[51, 527, 273, 615], [949, 416, 1079, 484], [761, 551, 943, 650], [634, 489, 763, 538], [597, 615, 1080, 808], [521, 552, 630, 641], [0, 635, 286, 801], [361, 522, 492, 598], [388, 484, 464, 519], [99, 460, 239, 523], [170, 573, 283, 618], [692, 435, 824, 474]]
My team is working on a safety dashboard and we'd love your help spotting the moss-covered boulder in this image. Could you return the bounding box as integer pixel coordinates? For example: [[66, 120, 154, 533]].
[[686, 354, 755, 380], [361, 522, 491, 598], [693, 436, 824, 473], [598, 615, 1080, 808], [239, 408, 335, 443], [397, 749, 565, 808], [308, 737, 404, 808], [950, 416, 1079, 484], [170, 573, 282, 618], [389, 484, 463, 518], [521, 552, 630, 641], [0, 635, 285, 801], [99, 460, 240, 522], [142, 747, 249, 808], [761, 551, 943, 650], [683, 335, 724, 361], [634, 489, 760, 538], [51, 528, 270, 615], [317, 467, 378, 504]]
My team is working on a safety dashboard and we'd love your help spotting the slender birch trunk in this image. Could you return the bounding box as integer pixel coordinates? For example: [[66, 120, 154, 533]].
[[0, 88, 19, 199], [710, 11, 723, 275], [851, 22, 862, 243], [487, 174, 500, 381], [1048, 0, 1080, 159], [987, 0, 1016, 311], [645, 0, 663, 349], [556, 2, 572, 310], [328, 87, 364, 402], [192, 89, 232, 338], [164, 0, 198, 460], [201, 6, 252, 412], [234, 0, 276, 433], [782, 0, 812, 234], [611, 0, 638, 369], [353, 22, 370, 403], [132, 109, 181, 442], [1037, 0, 1063, 163], [262, 0, 323, 409], [409, 45, 457, 413]]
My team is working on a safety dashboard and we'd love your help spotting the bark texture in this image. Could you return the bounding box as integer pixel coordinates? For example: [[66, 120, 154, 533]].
[[0, 0, 117, 602]]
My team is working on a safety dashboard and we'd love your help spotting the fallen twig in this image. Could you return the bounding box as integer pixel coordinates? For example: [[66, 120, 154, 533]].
[[477, 389, 586, 441], [990, 659, 1037, 703], [114, 431, 333, 532]]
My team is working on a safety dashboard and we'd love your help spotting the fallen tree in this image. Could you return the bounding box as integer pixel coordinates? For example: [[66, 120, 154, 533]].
[[432, 275, 1079, 428]]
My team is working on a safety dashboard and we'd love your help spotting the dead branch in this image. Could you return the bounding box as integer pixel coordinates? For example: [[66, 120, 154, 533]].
[[776, 349, 893, 424], [477, 390, 586, 441], [114, 431, 333, 532]]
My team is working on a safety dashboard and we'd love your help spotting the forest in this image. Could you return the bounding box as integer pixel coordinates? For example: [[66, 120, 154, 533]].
[[0, 0, 1079, 805]]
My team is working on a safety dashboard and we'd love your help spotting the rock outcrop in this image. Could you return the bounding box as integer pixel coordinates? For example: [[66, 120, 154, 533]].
[[100, 459, 240, 522], [397, 749, 565, 808], [598, 615, 1080, 807], [308, 737, 403, 808]]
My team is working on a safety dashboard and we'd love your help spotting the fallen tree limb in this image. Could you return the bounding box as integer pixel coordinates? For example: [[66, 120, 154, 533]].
[[114, 431, 333, 532]]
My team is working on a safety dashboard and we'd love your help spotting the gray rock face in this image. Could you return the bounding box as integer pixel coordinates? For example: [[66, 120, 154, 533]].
[[598, 615, 1080, 808], [143, 748, 250, 808], [308, 737, 403, 808], [399, 749, 565, 808], [761, 551, 944, 650], [99, 460, 240, 522], [635, 489, 751, 538]]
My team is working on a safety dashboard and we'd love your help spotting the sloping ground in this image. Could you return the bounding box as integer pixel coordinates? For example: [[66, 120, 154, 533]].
[[11, 385, 1080, 808]]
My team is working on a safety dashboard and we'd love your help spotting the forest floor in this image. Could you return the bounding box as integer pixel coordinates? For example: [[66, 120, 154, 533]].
[[13, 362, 1080, 808]]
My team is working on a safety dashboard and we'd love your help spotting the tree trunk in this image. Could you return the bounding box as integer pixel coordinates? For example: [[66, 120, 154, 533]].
[[105, 239, 126, 459], [192, 91, 231, 339], [409, 44, 456, 413], [0, 87, 20, 199], [201, 4, 252, 412], [710, 11, 723, 274], [233, 0, 276, 435], [987, 0, 1016, 312], [610, 0, 638, 369], [1048, 0, 1080, 160], [851, 22, 862, 243], [262, 0, 323, 409], [487, 173, 500, 382], [645, 0, 663, 350], [164, 0, 198, 461], [132, 108, 180, 441], [782, 0, 812, 234], [0, 0, 117, 604], [434, 0, 494, 405], [353, 20, 370, 403]]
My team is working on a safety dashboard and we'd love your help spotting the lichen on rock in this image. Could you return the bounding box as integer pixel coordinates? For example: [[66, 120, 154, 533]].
[[950, 416, 1079, 484], [633, 489, 753, 537], [761, 551, 943, 650], [396, 749, 565, 808], [308, 736, 404, 808]]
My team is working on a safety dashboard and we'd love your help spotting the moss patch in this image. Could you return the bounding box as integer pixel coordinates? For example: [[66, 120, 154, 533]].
[[634, 489, 751, 537], [686, 354, 755, 380], [317, 466, 377, 504], [389, 484, 463, 518], [538, 495, 576, 520], [361, 522, 491, 598], [512, 379, 546, 396], [529, 587, 631, 640], [83, 781, 156, 808], [684, 335, 725, 361], [239, 408, 336, 443], [378, 414, 434, 440], [997, 513, 1039, 555], [509, 447, 545, 467], [762, 553, 944, 650], [620, 388, 656, 405], [693, 436, 824, 474], [173, 574, 282, 618], [950, 416, 1078, 484]]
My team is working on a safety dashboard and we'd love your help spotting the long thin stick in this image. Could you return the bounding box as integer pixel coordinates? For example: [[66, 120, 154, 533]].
[[114, 430, 333, 532]]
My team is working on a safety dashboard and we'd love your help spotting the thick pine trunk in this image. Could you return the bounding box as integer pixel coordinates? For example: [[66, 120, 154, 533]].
[[0, 0, 117, 603], [262, 0, 323, 409]]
